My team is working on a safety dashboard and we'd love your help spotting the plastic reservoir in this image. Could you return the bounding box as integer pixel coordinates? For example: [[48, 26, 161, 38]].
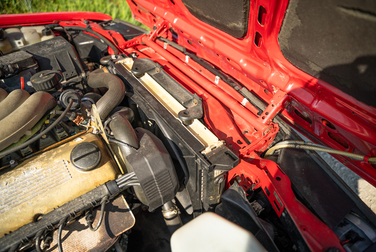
[[171, 212, 267, 252], [1, 26, 55, 53]]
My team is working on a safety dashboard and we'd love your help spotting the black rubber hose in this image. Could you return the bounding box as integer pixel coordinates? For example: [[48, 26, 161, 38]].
[[108, 138, 138, 150], [35, 231, 44, 252], [87, 196, 108, 231], [0, 100, 73, 158], [57, 217, 67, 252], [87, 69, 126, 121], [8, 243, 19, 252]]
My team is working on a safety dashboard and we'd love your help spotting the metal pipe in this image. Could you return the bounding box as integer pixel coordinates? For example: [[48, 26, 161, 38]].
[[265, 140, 376, 164], [142, 36, 268, 133], [162, 201, 182, 234]]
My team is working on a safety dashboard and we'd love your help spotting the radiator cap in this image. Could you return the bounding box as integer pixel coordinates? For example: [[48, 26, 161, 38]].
[[70, 142, 101, 171]]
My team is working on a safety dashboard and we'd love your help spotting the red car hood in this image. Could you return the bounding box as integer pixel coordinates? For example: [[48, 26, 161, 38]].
[[126, 0, 376, 186]]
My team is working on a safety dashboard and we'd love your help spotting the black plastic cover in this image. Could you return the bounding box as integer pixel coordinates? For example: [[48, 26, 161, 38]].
[[277, 148, 355, 229], [113, 62, 236, 214], [127, 128, 179, 212], [215, 183, 279, 252], [72, 32, 108, 63], [70, 142, 102, 171], [103, 19, 147, 40], [22, 36, 85, 82], [0, 51, 37, 78]]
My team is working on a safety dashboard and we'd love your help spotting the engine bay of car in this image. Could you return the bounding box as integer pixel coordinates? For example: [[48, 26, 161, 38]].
[[1, 1, 376, 251]]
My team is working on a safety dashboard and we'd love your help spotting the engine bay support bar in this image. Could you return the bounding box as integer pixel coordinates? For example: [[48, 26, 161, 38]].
[[155, 38, 261, 116], [141, 36, 272, 134]]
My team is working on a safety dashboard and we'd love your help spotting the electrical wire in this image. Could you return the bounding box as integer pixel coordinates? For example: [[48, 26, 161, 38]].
[[57, 217, 68, 252], [116, 172, 137, 183], [108, 138, 139, 150], [116, 172, 136, 183], [8, 243, 19, 252], [0, 100, 73, 158], [117, 181, 140, 188], [35, 230, 52, 252], [35, 230, 44, 252], [115, 172, 140, 189], [264, 140, 376, 164], [86, 196, 108, 232]]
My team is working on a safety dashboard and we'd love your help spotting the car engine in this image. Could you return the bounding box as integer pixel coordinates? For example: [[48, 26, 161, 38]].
[[0, 22, 240, 251], [0, 12, 376, 252]]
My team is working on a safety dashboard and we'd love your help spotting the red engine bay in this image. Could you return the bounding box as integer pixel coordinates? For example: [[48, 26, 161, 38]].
[[1, 0, 376, 251]]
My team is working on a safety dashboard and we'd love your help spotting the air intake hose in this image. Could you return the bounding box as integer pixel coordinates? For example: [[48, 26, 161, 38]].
[[0, 91, 56, 151], [109, 109, 149, 205], [0, 89, 30, 121], [0, 88, 7, 103], [87, 69, 126, 121]]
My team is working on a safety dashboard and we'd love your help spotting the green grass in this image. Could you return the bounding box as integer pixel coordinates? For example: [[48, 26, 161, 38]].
[[1, 0, 146, 28]]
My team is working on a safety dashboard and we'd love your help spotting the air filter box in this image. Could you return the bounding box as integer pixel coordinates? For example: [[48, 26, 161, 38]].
[[127, 128, 179, 211], [21, 36, 85, 82]]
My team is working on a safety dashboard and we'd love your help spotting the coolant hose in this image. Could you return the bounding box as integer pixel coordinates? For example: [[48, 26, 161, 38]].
[[0, 91, 56, 151], [87, 69, 126, 120], [0, 89, 30, 121]]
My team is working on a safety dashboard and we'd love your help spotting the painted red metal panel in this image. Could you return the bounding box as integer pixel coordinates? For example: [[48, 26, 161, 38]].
[[126, 0, 376, 186], [0, 12, 112, 26]]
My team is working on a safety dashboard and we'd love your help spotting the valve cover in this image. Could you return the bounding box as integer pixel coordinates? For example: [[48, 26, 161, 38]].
[[0, 132, 119, 238]]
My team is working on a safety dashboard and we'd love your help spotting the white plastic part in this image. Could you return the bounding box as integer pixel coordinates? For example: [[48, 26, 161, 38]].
[[41, 34, 55, 41], [20, 26, 46, 35], [21, 29, 41, 45], [4, 28, 25, 50], [171, 212, 267, 252], [241, 97, 249, 106]]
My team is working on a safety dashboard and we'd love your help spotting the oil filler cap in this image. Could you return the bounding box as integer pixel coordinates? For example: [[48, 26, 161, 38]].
[[30, 70, 61, 92], [70, 142, 101, 171]]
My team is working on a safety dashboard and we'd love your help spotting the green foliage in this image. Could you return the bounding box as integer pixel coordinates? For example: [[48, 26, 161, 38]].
[[1, 0, 146, 28]]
